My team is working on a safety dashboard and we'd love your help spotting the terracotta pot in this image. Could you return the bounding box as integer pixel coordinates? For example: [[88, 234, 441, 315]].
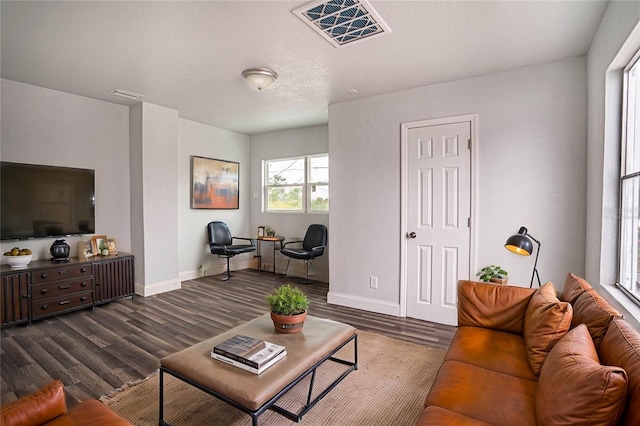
[[490, 277, 508, 285], [270, 310, 307, 334]]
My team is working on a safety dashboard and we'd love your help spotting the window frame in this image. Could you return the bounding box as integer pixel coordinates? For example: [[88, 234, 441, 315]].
[[264, 154, 329, 214], [616, 48, 640, 306]]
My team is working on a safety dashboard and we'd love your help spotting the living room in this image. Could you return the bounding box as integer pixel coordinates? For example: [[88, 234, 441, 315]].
[[2, 0, 640, 423]]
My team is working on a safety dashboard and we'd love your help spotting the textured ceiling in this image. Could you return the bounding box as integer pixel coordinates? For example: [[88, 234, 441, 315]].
[[1, 1, 608, 135]]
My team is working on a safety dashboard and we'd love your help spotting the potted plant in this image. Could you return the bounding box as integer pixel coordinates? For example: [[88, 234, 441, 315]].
[[476, 265, 508, 285], [267, 284, 308, 334], [265, 226, 276, 237]]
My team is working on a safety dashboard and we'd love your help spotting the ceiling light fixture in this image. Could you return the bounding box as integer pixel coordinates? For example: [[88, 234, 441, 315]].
[[109, 89, 143, 100], [242, 68, 278, 91]]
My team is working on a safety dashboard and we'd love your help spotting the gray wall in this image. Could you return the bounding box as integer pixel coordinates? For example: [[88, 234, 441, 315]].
[[328, 58, 588, 315], [586, 0, 640, 325], [1, 79, 131, 259], [249, 125, 329, 282], [177, 118, 251, 280]]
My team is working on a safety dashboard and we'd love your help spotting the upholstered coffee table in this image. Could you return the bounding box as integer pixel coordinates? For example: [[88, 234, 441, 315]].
[[159, 314, 357, 426]]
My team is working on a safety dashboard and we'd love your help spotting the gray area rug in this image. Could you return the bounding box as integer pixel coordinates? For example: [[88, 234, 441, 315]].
[[101, 330, 445, 425]]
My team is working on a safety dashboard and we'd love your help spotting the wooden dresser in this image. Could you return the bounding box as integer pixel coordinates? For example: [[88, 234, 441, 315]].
[[1, 253, 134, 327]]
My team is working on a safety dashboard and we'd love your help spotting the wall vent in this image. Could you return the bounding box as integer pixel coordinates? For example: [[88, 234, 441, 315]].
[[293, 0, 391, 48]]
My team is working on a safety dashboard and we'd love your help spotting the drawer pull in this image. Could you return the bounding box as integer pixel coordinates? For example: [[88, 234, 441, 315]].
[[81, 282, 87, 287], [41, 304, 48, 310], [80, 296, 87, 302], [58, 285, 70, 290], [41, 273, 48, 279], [80, 268, 87, 273], [41, 289, 48, 294], [59, 300, 70, 306], [58, 270, 70, 275]]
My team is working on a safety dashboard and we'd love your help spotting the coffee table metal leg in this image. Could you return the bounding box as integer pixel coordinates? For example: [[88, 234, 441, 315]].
[[159, 368, 168, 426]]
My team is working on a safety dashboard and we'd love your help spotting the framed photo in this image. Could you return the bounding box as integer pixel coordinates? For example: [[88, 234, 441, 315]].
[[77, 241, 92, 261], [90, 235, 108, 255], [191, 156, 239, 209], [107, 238, 118, 255], [258, 226, 265, 238]]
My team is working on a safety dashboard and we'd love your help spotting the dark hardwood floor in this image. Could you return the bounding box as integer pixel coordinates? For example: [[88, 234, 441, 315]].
[[0, 269, 455, 408]]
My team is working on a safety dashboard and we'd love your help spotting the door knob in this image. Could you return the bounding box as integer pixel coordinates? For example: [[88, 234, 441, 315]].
[[406, 232, 417, 239]]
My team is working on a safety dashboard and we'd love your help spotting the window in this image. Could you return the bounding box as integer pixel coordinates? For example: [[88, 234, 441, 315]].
[[618, 51, 640, 303], [265, 154, 329, 213]]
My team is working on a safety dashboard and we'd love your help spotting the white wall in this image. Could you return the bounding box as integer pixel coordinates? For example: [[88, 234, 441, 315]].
[[586, 1, 640, 325], [249, 125, 329, 282], [130, 103, 180, 295], [329, 58, 587, 315], [0, 79, 131, 260], [177, 118, 251, 281]]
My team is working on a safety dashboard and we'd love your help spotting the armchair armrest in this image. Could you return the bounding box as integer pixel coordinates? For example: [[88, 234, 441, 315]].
[[282, 240, 303, 248], [457, 280, 536, 334], [232, 237, 255, 245]]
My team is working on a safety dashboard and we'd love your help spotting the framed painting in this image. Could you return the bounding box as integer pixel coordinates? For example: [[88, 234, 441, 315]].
[[191, 156, 240, 209], [90, 235, 107, 256]]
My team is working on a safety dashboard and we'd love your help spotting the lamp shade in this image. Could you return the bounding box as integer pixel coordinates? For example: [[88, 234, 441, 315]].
[[505, 226, 533, 256], [242, 68, 278, 91]]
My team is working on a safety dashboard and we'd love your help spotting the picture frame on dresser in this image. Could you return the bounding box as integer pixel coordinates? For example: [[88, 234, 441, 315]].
[[90, 235, 107, 255], [77, 241, 92, 261]]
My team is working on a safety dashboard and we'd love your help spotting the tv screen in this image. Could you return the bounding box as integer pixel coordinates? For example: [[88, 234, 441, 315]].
[[1, 162, 95, 240]]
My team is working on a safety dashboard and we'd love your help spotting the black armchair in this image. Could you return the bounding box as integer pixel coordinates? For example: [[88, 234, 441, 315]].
[[206, 221, 255, 281], [280, 224, 327, 284]]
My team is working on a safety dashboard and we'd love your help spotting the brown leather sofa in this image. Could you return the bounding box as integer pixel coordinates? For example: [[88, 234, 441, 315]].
[[0, 380, 131, 426], [418, 274, 640, 426]]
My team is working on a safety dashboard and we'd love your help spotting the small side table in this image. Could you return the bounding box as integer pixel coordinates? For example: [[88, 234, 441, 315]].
[[255, 236, 285, 274]]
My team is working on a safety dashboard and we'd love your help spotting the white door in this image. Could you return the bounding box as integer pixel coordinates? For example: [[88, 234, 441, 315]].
[[403, 120, 472, 326]]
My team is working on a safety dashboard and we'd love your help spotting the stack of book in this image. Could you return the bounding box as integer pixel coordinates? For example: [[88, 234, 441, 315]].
[[211, 334, 286, 374]]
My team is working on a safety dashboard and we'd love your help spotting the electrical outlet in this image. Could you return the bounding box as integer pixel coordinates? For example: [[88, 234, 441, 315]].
[[370, 276, 378, 289]]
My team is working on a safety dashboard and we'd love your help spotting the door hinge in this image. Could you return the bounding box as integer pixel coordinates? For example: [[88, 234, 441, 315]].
[[468, 139, 471, 150], [468, 217, 471, 228]]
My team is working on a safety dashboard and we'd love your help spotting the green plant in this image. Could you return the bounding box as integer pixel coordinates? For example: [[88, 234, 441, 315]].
[[476, 265, 508, 282], [267, 284, 309, 316], [265, 226, 276, 236]]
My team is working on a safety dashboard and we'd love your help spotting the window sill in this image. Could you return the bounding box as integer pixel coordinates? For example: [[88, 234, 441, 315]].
[[601, 283, 640, 328]]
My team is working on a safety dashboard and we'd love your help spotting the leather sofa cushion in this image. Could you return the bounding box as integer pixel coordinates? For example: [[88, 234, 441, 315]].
[[571, 288, 621, 350], [425, 360, 537, 426], [45, 400, 131, 426], [1, 380, 66, 426], [416, 406, 492, 426], [457, 280, 535, 334], [561, 273, 592, 305], [537, 324, 628, 426], [599, 317, 640, 426], [523, 282, 572, 375], [445, 326, 537, 382]]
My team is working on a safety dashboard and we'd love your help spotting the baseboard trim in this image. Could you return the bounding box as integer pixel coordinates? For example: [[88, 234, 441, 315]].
[[136, 278, 181, 297], [327, 291, 400, 317]]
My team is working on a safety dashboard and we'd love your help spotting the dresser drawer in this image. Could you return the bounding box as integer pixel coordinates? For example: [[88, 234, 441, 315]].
[[32, 265, 91, 283], [32, 278, 93, 301], [32, 291, 93, 317]]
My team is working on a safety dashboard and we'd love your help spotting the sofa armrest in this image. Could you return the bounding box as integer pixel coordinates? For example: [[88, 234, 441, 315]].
[[458, 280, 536, 334], [1, 380, 66, 426]]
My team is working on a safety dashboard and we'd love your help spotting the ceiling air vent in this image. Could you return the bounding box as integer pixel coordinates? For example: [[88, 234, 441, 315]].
[[293, 0, 391, 48]]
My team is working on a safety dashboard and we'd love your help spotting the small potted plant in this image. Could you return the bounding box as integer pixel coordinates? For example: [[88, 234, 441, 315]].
[[267, 284, 308, 334], [476, 265, 508, 285], [265, 226, 276, 237]]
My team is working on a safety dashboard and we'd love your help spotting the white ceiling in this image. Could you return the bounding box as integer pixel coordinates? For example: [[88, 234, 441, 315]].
[[1, 1, 608, 136]]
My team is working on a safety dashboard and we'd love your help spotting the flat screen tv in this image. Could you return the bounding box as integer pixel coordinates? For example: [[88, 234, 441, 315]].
[[1, 162, 95, 240]]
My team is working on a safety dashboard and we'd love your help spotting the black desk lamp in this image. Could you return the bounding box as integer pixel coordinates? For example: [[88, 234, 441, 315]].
[[505, 226, 541, 288]]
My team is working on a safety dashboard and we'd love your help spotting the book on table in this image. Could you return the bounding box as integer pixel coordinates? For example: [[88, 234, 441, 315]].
[[212, 334, 285, 369], [211, 349, 287, 374]]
